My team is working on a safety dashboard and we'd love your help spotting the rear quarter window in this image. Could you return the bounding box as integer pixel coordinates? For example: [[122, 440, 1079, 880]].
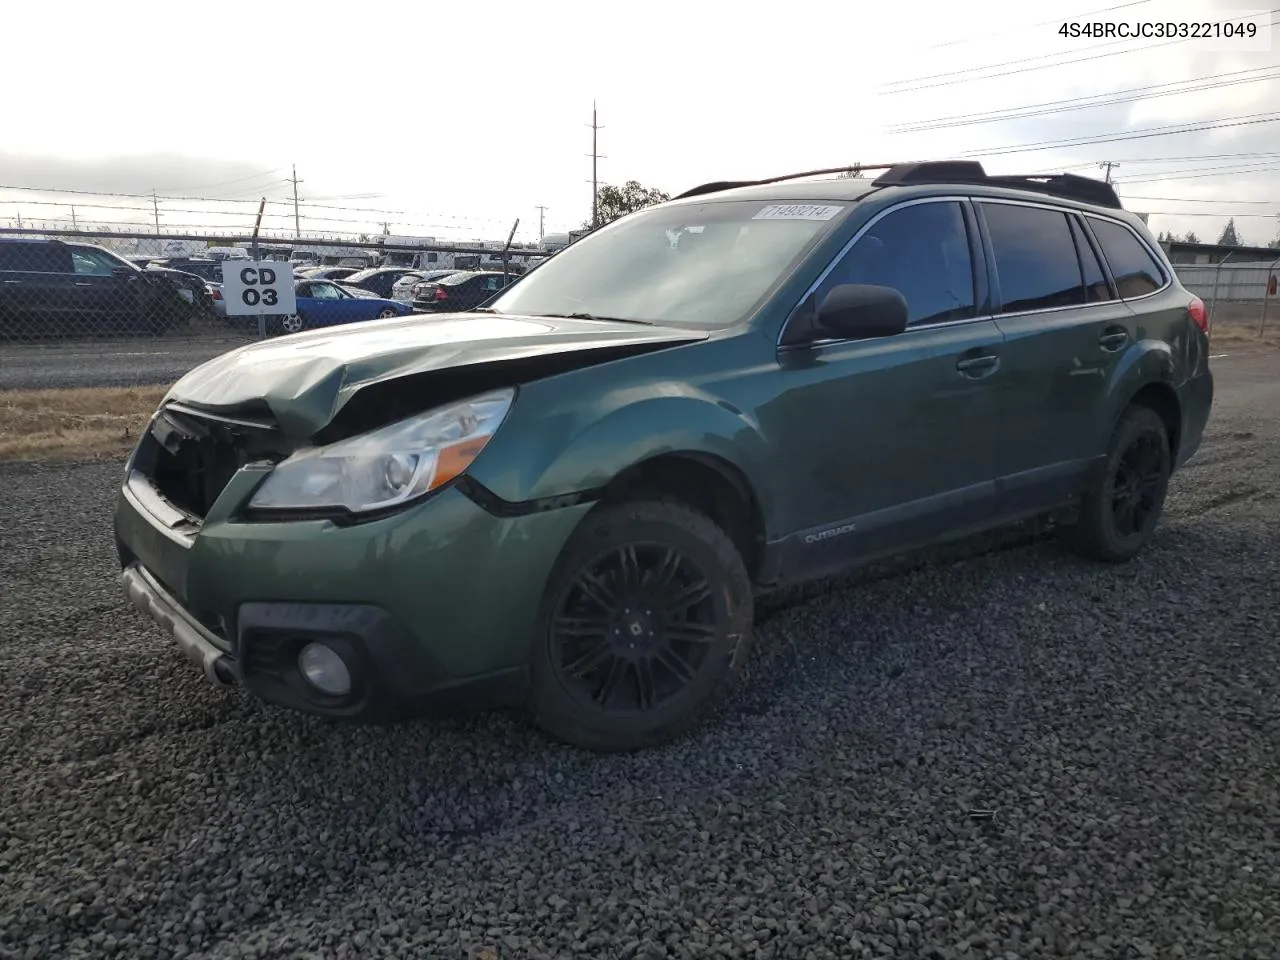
[[1087, 217, 1166, 298]]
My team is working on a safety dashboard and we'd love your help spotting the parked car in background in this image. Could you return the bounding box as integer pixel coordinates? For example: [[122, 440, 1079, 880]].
[[147, 257, 224, 283], [390, 269, 457, 306], [0, 238, 201, 338], [339, 267, 422, 299], [208, 277, 412, 334], [336, 284, 383, 299], [411, 270, 516, 312], [304, 266, 359, 282]]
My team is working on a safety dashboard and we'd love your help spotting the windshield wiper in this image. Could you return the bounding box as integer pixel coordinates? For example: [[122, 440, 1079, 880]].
[[546, 312, 654, 326]]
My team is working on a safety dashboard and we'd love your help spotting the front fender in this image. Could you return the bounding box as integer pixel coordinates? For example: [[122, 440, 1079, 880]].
[[469, 384, 777, 532]]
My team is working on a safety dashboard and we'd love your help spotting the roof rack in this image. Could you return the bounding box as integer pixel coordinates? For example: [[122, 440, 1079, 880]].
[[672, 164, 902, 200], [871, 161, 1123, 209]]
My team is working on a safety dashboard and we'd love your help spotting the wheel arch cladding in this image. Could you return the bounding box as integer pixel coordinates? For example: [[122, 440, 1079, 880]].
[[596, 452, 767, 584], [1126, 381, 1182, 462]]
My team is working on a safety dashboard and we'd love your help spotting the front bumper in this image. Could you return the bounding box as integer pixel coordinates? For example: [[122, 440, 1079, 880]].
[[114, 469, 592, 720]]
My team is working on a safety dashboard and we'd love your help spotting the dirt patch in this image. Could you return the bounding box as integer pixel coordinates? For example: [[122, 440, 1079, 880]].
[[0, 386, 167, 462]]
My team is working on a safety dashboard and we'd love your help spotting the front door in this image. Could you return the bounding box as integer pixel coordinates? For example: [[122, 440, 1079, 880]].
[[764, 198, 1007, 579]]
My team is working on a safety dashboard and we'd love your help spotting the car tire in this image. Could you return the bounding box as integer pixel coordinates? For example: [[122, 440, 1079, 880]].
[[1065, 405, 1172, 563], [529, 499, 754, 752], [273, 312, 305, 335], [377, 308, 397, 319]]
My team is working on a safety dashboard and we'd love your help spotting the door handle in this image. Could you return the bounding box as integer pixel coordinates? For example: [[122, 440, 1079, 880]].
[[2, 280, 20, 284], [956, 354, 1000, 376], [74, 281, 93, 286], [1099, 328, 1128, 350]]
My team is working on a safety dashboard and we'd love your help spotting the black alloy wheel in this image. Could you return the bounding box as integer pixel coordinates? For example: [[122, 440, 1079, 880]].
[[551, 542, 719, 714], [530, 499, 753, 752]]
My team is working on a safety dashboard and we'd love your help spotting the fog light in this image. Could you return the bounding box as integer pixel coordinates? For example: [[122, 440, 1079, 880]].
[[298, 642, 352, 696]]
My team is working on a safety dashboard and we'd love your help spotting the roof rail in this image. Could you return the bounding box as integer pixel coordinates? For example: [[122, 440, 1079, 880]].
[[872, 161, 1122, 209], [671, 164, 904, 201]]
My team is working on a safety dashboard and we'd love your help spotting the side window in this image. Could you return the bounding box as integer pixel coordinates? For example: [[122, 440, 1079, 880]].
[[819, 201, 976, 326], [71, 249, 124, 276], [1069, 216, 1114, 303], [980, 203, 1084, 313], [426, 252, 438, 263], [482, 276, 503, 292], [311, 283, 343, 299], [1087, 217, 1165, 299]]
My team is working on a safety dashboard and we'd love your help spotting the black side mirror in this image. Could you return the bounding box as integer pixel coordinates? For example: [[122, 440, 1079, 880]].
[[815, 283, 908, 340]]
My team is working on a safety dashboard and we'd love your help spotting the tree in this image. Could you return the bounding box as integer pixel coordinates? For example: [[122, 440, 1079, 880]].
[[836, 164, 865, 179], [584, 181, 671, 230], [1217, 218, 1240, 246], [1183, 230, 1200, 243]]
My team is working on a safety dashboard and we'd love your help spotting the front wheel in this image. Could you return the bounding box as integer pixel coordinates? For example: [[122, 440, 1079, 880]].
[[1065, 405, 1172, 562], [529, 499, 754, 752], [377, 308, 398, 319]]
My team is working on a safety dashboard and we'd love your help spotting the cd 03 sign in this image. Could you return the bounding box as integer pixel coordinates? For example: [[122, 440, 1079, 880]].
[[222, 262, 296, 316]]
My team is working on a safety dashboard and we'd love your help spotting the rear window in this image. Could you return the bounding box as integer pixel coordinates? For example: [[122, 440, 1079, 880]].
[[440, 272, 477, 286], [0, 242, 71, 273], [1087, 217, 1166, 299]]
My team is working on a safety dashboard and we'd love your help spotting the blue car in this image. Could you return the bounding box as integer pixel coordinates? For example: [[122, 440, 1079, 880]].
[[210, 278, 412, 334], [277, 278, 411, 333]]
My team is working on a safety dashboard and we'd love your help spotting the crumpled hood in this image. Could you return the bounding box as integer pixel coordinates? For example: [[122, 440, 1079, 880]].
[[166, 312, 707, 438]]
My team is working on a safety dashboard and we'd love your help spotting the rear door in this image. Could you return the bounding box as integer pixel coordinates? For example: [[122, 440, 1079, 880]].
[[766, 197, 1007, 578], [0, 242, 76, 335], [974, 199, 1134, 512], [68, 247, 139, 333]]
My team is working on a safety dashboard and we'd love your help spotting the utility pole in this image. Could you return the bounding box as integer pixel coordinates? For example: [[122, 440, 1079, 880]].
[[535, 205, 547, 241], [70, 206, 77, 230], [587, 102, 606, 230], [1099, 161, 1119, 184], [14, 209, 22, 230], [286, 164, 304, 237], [151, 190, 161, 237]]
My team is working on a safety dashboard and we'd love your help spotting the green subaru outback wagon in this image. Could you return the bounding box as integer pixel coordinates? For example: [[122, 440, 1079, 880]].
[[115, 161, 1214, 751]]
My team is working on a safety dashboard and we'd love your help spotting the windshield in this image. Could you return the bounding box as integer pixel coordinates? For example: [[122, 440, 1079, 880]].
[[343, 268, 381, 283], [486, 199, 846, 328]]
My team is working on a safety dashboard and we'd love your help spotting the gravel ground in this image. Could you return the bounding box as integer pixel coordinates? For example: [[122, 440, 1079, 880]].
[[1, 348, 1278, 960], [0, 337, 243, 390]]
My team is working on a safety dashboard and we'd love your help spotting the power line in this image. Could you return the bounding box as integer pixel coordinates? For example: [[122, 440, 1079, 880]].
[[958, 110, 1280, 159], [1121, 194, 1280, 204], [881, 9, 1277, 94], [887, 66, 1280, 133]]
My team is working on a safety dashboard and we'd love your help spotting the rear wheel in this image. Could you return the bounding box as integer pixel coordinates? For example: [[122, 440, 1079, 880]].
[[529, 499, 753, 752], [1065, 405, 1171, 562], [377, 308, 398, 319]]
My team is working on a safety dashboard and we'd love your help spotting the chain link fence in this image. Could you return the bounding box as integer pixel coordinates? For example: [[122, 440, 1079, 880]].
[[1172, 260, 1280, 346], [0, 228, 553, 390]]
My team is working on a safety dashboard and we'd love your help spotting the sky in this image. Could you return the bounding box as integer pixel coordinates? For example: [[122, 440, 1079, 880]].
[[1, 0, 1278, 248]]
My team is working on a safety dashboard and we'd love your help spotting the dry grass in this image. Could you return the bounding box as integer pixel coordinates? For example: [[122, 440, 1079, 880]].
[[1209, 303, 1280, 349], [0, 386, 168, 462]]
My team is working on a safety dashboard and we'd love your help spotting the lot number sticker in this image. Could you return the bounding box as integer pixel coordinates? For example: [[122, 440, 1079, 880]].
[[222, 262, 296, 316], [752, 204, 844, 221]]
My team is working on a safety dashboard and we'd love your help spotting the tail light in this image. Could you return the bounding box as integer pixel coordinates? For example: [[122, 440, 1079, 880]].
[[1188, 296, 1208, 335], [433, 286, 449, 301], [209, 287, 222, 300]]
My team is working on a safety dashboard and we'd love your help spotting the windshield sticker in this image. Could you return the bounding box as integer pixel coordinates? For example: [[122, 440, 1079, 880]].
[[752, 204, 844, 221]]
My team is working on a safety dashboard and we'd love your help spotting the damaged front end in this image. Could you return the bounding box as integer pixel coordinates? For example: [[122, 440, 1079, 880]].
[[131, 401, 295, 524]]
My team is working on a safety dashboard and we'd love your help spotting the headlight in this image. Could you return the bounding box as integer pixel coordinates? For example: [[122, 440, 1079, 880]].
[[247, 388, 514, 515]]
